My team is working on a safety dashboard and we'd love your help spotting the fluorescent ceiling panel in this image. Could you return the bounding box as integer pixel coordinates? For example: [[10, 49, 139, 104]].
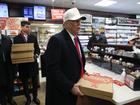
[[94, 0, 117, 7], [137, 2, 140, 4]]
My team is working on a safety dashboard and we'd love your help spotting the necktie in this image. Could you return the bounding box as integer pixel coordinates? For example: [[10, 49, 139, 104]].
[[23, 35, 27, 42], [0, 35, 1, 44], [74, 36, 84, 77], [24, 35, 28, 42]]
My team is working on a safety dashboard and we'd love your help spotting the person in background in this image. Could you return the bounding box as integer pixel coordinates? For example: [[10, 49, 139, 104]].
[[87, 28, 107, 63], [87, 28, 107, 50], [13, 21, 40, 105], [128, 35, 140, 69], [0, 25, 17, 105], [128, 35, 140, 55], [128, 35, 139, 46], [44, 8, 86, 105]]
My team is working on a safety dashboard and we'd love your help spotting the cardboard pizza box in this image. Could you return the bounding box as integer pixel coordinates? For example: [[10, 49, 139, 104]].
[[11, 51, 34, 59], [11, 43, 35, 64], [11, 51, 34, 64], [11, 43, 34, 52], [12, 57, 34, 64], [78, 73, 113, 101]]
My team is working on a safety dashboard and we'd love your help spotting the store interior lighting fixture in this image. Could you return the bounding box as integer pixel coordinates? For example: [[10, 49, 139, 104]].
[[137, 2, 140, 4], [94, 0, 117, 7]]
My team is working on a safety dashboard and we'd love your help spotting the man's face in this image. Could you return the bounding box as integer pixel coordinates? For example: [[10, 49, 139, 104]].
[[21, 25, 30, 34], [128, 40, 135, 45], [64, 19, 81, 35], [95, 31, 100, 35]]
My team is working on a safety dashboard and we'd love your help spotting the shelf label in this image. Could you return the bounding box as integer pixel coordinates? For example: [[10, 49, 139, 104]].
[[117, 18, 140, 26]]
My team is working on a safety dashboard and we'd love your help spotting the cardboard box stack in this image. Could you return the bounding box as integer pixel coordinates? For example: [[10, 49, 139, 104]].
[[78, 73, 113, 101], [11, 43, 34, 64]]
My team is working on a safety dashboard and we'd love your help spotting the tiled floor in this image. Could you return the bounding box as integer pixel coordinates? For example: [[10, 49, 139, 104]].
[[14, 82, 46, 105]]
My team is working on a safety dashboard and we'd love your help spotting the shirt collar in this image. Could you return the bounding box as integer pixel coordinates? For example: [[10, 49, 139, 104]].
[[66, 30, 75, 44], [0, 34, 2, 40]]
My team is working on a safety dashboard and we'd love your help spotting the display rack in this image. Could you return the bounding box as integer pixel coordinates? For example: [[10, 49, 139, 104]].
[[105, 18, 139, 45], [89, 43, 140, 74]]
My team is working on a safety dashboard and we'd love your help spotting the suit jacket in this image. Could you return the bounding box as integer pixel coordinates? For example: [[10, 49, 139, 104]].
[[44, 29, 86, 105], [87, 33, 107, 50], [0, 35, 13, 86], [13, 33, 40, 78]]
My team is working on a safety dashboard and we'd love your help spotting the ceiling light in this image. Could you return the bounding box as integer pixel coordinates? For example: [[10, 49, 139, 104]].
[[94, 0, 117, 7], [137, 2, 140, 4]]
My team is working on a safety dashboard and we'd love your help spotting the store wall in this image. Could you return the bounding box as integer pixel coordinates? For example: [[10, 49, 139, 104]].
[[3, 2, 137, 22], [79, 9, 136, 19]]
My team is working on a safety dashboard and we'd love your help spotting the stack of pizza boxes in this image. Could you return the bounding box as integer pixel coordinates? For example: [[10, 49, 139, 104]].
[[11, 43, 34, 64]]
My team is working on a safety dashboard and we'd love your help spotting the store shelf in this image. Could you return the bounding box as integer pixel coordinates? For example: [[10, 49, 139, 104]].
[[105, 18, 139, 45], [89, 43, 140, 75]]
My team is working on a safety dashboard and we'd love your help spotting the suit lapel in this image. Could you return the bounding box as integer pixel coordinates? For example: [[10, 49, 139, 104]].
[[27, 35, 31, 43], [19, 34, 26, 43], [62, 29, 81, 62]]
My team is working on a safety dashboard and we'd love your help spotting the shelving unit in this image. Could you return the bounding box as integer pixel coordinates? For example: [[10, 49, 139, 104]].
[[105, 25, 138, 45], [78, 14, 92, 52], [89, 43, 140, 74], [105, 18, 139, 45]]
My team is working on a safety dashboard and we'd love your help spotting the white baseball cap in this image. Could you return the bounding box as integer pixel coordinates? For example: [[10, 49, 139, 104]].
[[63, 8, 86, 22]]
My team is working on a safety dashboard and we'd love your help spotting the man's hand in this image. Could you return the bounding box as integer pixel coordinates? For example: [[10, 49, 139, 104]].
[[71, 83, 84, 96]]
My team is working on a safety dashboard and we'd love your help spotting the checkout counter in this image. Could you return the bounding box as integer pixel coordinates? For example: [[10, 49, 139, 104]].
[[79, 62, 140, 105]]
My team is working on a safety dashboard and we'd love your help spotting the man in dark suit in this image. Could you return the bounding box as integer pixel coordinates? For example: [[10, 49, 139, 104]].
[[13, 21, 40, 105], [0, 25, 17, 105], [44, 8, 86, 105], [87, 28, 107, 51], [87, 29, 107, 62]]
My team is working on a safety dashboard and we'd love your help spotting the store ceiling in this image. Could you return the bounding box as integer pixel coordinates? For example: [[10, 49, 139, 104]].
[[3, 0, 140, 14]]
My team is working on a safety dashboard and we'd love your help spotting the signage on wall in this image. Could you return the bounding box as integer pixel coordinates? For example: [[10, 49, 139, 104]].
[[23, 6, 34, 19], [23, 5, 46, 20], [0, 17, 28, 35], [0, 3, 9, 18], [34, 6, 46, 20], [51, 9, 65, 20], [117, 18, 140, 26], [105, 18, 117, 25]]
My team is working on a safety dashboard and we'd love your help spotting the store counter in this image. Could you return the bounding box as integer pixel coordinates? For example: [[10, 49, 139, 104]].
[[83, 62, 140, 105]]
